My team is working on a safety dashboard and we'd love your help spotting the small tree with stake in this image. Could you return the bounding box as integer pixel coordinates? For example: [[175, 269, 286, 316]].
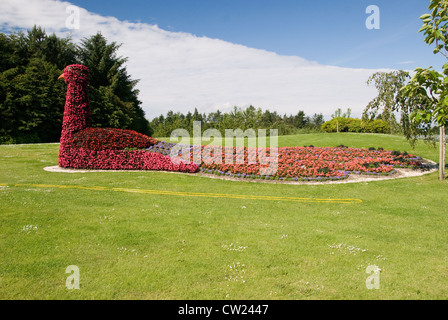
[[402, 0, 448, 180]]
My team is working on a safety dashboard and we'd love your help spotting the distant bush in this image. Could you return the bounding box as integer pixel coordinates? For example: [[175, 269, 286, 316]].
[[373, 119, 390, 134], [346, 118, 363, 133], [321, 118, 390, 134], [321, 117, 347, 133]]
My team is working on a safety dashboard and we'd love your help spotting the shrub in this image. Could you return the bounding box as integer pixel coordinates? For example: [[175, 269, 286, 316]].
[[362, 120, 375, 133], [346, 118, 363, 133], [321, 117, 349, 132], [321, 118, 390, 134], [372, 119, 390, 134], [362, 120, 390, 134]]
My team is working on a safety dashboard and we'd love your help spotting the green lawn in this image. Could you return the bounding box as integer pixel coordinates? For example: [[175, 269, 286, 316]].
[[0, 133, 447, 299]]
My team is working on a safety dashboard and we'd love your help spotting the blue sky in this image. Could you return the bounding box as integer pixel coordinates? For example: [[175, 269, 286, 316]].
[[67, 0, 444, 70], [1, 0, 445, 119]]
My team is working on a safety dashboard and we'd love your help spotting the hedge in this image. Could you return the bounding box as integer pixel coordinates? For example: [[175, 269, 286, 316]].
[[321, 118, 390, 134]]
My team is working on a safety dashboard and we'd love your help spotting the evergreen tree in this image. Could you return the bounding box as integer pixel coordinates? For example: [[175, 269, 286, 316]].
[[77, 32, 152, 135], [293, 110, 307, 128], [0, 27, 75, 143]]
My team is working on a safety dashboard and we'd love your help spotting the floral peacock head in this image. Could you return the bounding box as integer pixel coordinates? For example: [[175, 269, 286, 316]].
[[58, 64, 90, 86]]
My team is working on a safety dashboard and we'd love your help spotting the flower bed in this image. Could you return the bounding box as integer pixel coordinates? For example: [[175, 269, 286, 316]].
[[71, 127, 160, 151], [59, 147, 198, 173], [58, 65, 425, 179], [147, 141, 425, 182]]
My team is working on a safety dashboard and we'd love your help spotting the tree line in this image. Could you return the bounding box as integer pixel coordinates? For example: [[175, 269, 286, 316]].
[[0, 26, 151, 144], [149, 106, 325, 137]]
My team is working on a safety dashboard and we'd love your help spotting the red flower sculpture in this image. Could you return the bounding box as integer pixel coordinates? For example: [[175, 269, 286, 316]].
[[58, 64, 198, 173]]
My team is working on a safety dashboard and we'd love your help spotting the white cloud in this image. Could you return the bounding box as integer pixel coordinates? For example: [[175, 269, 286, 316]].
[[0, 0, 392, 120], [397, 60, 416, 65]]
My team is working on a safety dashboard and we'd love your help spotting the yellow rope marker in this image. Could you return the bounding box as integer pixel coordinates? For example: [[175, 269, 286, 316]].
[[5, 183, 363, 204]]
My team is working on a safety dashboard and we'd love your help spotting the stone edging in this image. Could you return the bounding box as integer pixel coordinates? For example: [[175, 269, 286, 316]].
[[43, 159, 438, 185]]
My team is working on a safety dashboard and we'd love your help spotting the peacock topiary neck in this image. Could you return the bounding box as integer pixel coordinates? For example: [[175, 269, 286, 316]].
[[61, 64, 91, 134], [59, 64, 91, 167]]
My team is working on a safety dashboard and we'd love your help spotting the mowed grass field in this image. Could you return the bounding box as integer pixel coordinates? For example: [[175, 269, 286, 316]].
[[0, 133, 447, 299]]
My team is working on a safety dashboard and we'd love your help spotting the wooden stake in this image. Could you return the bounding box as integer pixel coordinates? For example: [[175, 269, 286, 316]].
[[440, 126, 446, 181]]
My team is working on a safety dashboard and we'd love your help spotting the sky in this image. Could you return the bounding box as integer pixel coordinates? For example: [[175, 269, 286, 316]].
[[64, 0, 443, 70], [0, 0, 444, 120]]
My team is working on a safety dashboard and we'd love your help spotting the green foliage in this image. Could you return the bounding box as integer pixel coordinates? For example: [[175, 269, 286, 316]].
[[364, 70, 410, 135], [0, 27, 74, 143], [150, 106, 324, 137], [401, 0, 448, 135], [321, 117, 390, 134], [402, 67, 448, 127], [331, 107, 351, 119], [418, 0, 448, 58], [346, 118, 363, 133], [367, 119, 391, 134], [321, 117, 347, 132]]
